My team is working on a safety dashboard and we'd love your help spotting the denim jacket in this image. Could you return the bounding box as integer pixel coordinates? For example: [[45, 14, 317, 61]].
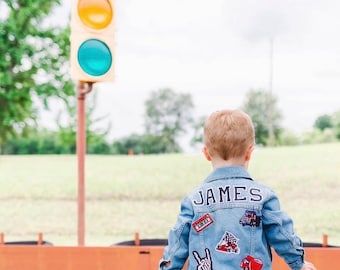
[[159, 166, 305, 270]]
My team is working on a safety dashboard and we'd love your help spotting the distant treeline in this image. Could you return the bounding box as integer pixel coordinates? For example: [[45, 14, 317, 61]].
[[2, 124, 339, 155], [1, 89, 339, 155], [1, 130, 182, 155]]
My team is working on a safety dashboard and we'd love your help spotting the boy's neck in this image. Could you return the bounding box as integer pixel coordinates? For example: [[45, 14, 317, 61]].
[[211, 157, 249, 169]]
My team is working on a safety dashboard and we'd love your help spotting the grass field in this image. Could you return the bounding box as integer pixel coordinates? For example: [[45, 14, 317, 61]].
[[0, 143, 339, 246]]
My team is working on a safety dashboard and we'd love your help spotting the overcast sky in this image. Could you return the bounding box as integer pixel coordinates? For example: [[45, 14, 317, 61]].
[[48, 0, 340, 144]]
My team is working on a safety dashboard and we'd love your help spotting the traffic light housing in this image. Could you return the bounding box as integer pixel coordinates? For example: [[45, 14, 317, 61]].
[[70, 0, 115, 82]]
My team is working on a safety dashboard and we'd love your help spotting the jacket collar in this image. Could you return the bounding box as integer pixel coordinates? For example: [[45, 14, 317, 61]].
[[204, 166, 252, 183]]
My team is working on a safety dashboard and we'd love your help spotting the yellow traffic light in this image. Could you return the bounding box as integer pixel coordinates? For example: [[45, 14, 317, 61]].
[[70, 0, 115, 82], [78, 0, 113, 29]]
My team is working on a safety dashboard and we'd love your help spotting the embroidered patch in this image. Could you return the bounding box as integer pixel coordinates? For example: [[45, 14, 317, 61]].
[[216, 231, 240, 254], [240, 255, 263, 270], [193, 248, 212, 270], [239, 210, 261, 227], [192, 213, 214, 233]]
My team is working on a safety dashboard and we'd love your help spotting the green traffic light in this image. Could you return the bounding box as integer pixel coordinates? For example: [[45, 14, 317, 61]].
[[78, 39, 112, 77]]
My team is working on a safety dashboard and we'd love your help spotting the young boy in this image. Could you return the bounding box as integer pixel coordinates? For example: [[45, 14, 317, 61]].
[[159, 109, 316, 270]]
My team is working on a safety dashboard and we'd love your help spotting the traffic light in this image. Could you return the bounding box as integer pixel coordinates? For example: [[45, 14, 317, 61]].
[[70, 0, 115, 82]]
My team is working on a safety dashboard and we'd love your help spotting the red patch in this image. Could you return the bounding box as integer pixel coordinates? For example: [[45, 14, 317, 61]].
[[240, 255, 263, 270], [192, 213, 214, 233], [216, 232, 240, 254]]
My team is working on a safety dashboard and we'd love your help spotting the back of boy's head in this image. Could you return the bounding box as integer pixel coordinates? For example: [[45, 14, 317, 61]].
[[203, 109, 255, 160]]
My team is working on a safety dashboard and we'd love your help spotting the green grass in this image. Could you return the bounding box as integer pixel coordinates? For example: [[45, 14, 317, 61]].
[[0, 143, 339, 246]]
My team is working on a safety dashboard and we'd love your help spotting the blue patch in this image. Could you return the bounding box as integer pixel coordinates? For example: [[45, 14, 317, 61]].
[[239, 210, 261, 227]]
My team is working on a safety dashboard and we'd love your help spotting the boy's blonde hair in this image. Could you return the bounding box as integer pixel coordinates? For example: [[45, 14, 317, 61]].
[[203, 109, 255, 160]]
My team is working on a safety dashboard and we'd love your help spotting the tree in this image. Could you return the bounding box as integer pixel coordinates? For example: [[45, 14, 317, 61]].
[[2, 90, 112, 154], [2, 128, 66, 154], [56, 89, 111, 154], [0, 0, 74, 152], [311, 111, 340, 142], [301, 129, 337, 144], [314, 114, 333, 131], [331, 110, 340, 140], [112, 133, 172, 155], [144, 88, 194, 153], [277, 130, 300, 146], [190, 115, 207, 147], [241, 89, 282, 146]]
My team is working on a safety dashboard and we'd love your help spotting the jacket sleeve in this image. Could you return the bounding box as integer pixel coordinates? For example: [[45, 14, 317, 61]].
[[262, 189, 305, 270], [159, 196, 194, 270]]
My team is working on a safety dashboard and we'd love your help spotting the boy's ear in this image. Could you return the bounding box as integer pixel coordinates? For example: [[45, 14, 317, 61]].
[[202, 146, 212, 161], [245, 144, 255, 161]]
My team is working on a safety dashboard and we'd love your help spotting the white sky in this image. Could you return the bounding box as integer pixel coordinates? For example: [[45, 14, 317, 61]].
[[47, 0, 340, 143]]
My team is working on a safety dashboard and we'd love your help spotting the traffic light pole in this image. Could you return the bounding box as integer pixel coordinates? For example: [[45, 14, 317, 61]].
[[77, 81, 93, 246], [71, 0, 115, 245]]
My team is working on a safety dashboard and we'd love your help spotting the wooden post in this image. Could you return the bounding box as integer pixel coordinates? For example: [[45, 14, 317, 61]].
[[38, 232, 43, 245], [322, 234, 328, 247], [0, 233, 4, 245]]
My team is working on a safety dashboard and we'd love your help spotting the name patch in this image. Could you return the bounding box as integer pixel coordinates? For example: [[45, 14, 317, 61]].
[[192, 213, 214, 233], [193, 185, 263, 206]]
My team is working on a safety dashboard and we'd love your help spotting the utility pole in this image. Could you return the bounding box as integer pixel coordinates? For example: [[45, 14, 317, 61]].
[[268, 37, 275, 146]]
